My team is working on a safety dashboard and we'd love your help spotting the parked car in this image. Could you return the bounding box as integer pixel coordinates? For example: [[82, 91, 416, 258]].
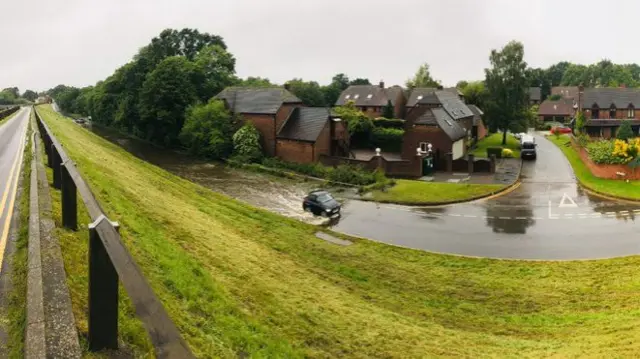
[[520, 134, 537, 160], [303, 190, 341, 217], [551, 125, 572, 134]]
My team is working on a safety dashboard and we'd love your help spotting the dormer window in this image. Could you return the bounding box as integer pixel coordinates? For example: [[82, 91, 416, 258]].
[[628, 104, 635, 119], [609, 105, 617, 119], [345, 95, 351, 99], [367, 94, 373, 99], [417, 95, 424, 101], [354, 94, 360, 99], [592, 104, 600, 119]]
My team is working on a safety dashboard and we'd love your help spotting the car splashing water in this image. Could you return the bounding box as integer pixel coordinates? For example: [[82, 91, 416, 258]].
[[87, 124, 335, 225]]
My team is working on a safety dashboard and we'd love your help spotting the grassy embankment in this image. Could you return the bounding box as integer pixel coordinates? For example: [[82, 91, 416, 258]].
[[369, 180, 506, 205], [472, 132, 521, 158], [548, 134, 640, 200], [36, 104, 640, 357], [0, 107, 21, 126]]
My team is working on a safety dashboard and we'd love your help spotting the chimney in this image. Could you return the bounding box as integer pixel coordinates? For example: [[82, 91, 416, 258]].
[[379, 80, 385, 89], [284, 83, 290, 91]]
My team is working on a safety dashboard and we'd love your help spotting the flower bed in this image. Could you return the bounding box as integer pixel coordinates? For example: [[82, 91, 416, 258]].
[[572, 138, 640, 180]]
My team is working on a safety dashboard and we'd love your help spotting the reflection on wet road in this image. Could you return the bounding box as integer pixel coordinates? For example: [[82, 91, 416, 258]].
[[87, 123, 639, 260], [331, 133, 640, 259]]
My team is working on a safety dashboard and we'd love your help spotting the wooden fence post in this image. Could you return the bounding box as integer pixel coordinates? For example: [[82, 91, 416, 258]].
[[88, 217, 120, 351], [51, 145, 62, 189], [61, 162, 77, 230]]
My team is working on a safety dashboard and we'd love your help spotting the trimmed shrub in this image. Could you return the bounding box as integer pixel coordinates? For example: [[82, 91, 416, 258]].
[[232, 123, 263, 163], [260, 157, 386, 186], [617, 120, 634, 140], [501, 148, 514, 158], [371, 127, 404, 152], [373, 118, 405, 129], [487, 147, 503, 158], [586, 140, 627, 164]]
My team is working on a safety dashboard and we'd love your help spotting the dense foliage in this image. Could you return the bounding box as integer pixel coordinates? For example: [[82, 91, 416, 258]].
[[586, 140, 634, 164], [406, 63, 441, 88], [332, 101, 374, 148], [232, 123, 263, 162], [0, 87, 32, 105], [179, 99, 237, 158], [371, 127, 404, 152], [484, 41, 529, 144], [372, 118, 405, 129], [261, 158, 387, 186]]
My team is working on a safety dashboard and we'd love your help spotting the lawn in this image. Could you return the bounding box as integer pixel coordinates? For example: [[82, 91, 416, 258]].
[[370, 180, 506, 205], [35, 104, 640, 357], [548, 134, 640, 200], [472, 132, 521, 158]]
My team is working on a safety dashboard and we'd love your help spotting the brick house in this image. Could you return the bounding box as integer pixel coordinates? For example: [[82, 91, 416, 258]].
[[276, 107, 348, 163], [578, 87, 640, 138], [335, 82, 406, 118], [403, 89, 473, 160], [538, 98, 575, 123], [215, 86, 347, 163], [529, 87, 541, 105], [467, 104, 487, 141]]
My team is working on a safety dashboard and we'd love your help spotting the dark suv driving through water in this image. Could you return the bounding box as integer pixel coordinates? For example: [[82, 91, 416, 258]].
[[302, 190, 341, 217]]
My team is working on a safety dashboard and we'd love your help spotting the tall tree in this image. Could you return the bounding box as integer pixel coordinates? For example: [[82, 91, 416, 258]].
[[286, 79, 326, 106], [456, 80, 469, 89], [2, 87, 19, 98], [484, 41, 529, 145], [179, 99, 237, 158], [323, 73, 351, 107], [238, 77, 273, 87], [22, 89, 38, 102], [138, 56, 199, 146], [192, 44, 237, 102], [460, 81, 487, 109], [405, 63, 441, 89], [349, 78, 371, 85]]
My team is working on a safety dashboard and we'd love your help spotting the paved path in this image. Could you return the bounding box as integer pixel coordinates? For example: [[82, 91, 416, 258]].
[[330, 133, 640, 260], [0, 108, 29, 271]]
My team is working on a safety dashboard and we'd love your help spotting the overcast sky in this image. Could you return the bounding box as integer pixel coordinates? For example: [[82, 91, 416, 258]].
[[2, 0, 638, 92]]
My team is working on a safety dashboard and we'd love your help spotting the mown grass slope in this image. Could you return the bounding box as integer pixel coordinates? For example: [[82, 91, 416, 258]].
[[36, 105, 640, 358], [370, 180, 505, 205]]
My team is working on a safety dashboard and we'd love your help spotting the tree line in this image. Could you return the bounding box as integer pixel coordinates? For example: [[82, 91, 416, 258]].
[[0, 87, 39, 105]]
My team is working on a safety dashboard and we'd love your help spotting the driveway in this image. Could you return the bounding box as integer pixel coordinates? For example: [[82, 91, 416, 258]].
[[330, 133, 640, 260]]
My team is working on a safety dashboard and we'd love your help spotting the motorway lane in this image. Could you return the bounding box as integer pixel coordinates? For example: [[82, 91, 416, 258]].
[[0, 107, 30, 271], [330, 133, 640, 260]]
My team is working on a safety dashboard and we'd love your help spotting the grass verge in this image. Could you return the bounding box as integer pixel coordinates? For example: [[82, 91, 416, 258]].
[[548, 135, 640, 200], [472, 132, 521, 158], [5, 111, 33, 358], [34, 104, 640, 357], [0, 108, 21, 127], [369, 179, 506, 205]]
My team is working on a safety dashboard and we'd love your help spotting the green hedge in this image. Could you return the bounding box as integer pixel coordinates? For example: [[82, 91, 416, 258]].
[[371, 127, 404, 153], [486, 147, 502, 158], [373, 118, 405, 129], [260, 157, 387, 186]]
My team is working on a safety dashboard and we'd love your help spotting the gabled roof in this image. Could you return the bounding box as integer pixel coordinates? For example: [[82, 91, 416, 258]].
[[406, 87, 460, 107], [434, 90, 474, 120], [538, 99, 574, 116], [277, 107, 330, 142], [214, 87, 302, 114], [335, 85, 404, 107], [583, 87, 640, 108], [467, 104, 484, 117], [415, 108, 467, 141], [529, 87, 541, 101], [586, 119, 640, 126]]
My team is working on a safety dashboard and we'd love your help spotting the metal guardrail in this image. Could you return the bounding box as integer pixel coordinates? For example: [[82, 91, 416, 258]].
[[34, 107, 194, 358]]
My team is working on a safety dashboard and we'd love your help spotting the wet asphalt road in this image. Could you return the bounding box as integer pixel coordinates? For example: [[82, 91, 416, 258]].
[[0, 107, 29, 269], [330, 133, 640, 260]]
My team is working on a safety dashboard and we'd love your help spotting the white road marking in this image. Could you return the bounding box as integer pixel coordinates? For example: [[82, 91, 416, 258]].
[[558, 193, 578, 208], [463, 215, 476, 218], [619, 210, 629, 214]]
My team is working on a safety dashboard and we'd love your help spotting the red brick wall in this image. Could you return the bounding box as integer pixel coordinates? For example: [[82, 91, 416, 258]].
[[276, 139, 314, 163], [458, 117, 473, 134], [357, 106, 383, 119], [477, 120, 487, 140], [402, 125, 452, 160], [276, 104, 299, 132], [584, 108, 640, 120], [242, 113, 276, 156], [572, 139, 640, 180], [602, 127, 612, 139], [314, 122, 331, 160]]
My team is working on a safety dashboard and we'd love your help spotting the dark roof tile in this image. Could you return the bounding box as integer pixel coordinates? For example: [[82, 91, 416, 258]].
[[277, 107, 330, 142], [415, 108, 467, 141], [582, 87, 640, 108], [215, 87, 301, 114], [335, 85, 405, 106], [538, 99, 575, 116]]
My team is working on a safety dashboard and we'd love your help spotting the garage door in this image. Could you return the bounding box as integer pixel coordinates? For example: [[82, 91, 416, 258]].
[[452, 139, 464, 160]]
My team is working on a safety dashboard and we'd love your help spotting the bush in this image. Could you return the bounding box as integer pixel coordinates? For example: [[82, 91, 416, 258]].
[[373, 118, 405, 129], [577, 133, 590, 148], [487, 147, 503, 158], [232, 123, 263, 163], [371, 127, 404, 152], [616, 120, 634, 140], [586, 140, 627, 164], [260, 157, 386, 186], [179, 99, 237, 159], [501, 148, 514, 158]]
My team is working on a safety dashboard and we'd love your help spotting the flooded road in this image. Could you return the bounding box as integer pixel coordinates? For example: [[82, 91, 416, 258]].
[[86, 121, 640, 260], [88, 124, 343, 224]]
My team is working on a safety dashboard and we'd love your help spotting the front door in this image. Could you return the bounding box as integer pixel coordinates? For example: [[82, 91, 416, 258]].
[[422, 156, 434, 176]]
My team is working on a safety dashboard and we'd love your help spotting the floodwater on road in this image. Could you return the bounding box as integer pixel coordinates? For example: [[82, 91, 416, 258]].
[[87, 124, 342, 224]]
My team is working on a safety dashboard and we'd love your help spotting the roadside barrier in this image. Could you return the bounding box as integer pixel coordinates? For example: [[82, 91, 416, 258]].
[[34, 107, 194, 358]]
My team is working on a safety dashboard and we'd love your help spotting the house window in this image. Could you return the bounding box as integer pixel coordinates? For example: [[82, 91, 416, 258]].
[[361, 106, 368, 112], [420, 142, 428, 152], [592, 108, 600, 119], [628, 107, 635, 118], [609, 107, 616, 119]]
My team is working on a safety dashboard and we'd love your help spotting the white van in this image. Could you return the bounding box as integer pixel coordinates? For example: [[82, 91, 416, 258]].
[[520, 135, 537, 160]]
